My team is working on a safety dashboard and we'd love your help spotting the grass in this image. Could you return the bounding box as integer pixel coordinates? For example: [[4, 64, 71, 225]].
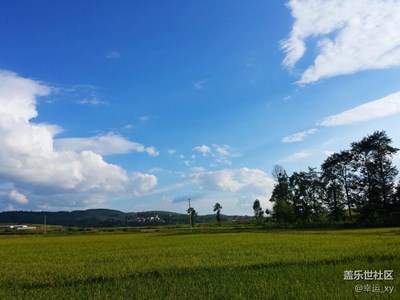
[[0, 226, 399, 299]]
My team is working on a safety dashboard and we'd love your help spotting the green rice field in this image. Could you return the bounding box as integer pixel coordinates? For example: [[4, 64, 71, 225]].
[[0, 227, 399, 299]]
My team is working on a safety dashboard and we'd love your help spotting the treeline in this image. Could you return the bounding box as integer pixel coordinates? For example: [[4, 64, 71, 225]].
[[0, 209, 230, 227], [269, 131, 400, 226]]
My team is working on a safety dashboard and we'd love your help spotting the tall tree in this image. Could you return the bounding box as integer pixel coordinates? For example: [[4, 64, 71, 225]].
[[351, 131, 399, 219], [253, 199, 264, 222], [270, 165, 291, 203], [187, 207, 197, 227], [393, 182, 400, 211], [321, 151, 354, 221], [321, 156, 344, 222], [213, 203, 222, 226], [270, 165, 295, 223], [289, 168, 325, 223]]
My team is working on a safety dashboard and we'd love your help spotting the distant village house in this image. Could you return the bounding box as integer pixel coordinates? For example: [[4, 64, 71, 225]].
[[0, 225, 36, 230]]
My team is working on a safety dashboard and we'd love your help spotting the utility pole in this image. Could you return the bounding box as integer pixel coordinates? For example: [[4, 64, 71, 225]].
[[44, 215, 46, 234], [188, 198, 192, 232]]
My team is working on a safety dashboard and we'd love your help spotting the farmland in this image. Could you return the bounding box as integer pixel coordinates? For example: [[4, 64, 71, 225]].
[[0, 227, 399, 299]]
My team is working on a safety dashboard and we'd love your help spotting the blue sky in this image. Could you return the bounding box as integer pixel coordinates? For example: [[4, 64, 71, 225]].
[[1, 0, 400, 215]]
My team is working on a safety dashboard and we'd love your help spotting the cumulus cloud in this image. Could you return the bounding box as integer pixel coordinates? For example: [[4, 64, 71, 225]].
[[145, 147, 159, 157], [0, 70, 157, 209], [0, 70, 50, 120], [36, 123, 64, 136], [189, 144, 239, 168], [282, 128, 317, 143], [193, 145, 211, 156], [131, 173, 158, 196], [9, 190, 28, 204], [317, 91, 400, 126], [190, 168, 274, 194], [282, 0, 400, 84], [213, 144, 230, 156], [55, 133, 159, 156]]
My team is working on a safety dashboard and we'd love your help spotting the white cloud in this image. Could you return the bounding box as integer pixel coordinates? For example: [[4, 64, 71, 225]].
[[144, 146, 159, 157], [282, 128, 317, 143], [9, 190, 28, 204], [282, 0, 400, 84], [0, 70, 50, 120], [193, 145, 211, 156], [190, 168, 274, 194], [317, 91, 400, 126], [106, 51, 121, 59], [131, 172, 157, 196], [188, 144, 238, 168], [0, 70, 157, 209], [278, 151, 312, 163], [35, 123, 64, 136], [54, 133, 159, 156], [213, 144, 230, 156]]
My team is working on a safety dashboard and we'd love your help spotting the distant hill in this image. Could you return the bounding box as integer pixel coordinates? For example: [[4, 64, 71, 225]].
[[0, 209, 252, 227]]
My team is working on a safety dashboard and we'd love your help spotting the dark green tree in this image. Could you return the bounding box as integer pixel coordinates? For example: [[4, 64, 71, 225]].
[[289, 168, 325, 223], [265, 208, 271, 216], [395, 182, 400, 204], [269, 165, 296, 223], [321, 151, 355, 221], [351, 131, 399, 220], [213, 203, 222, 226], [253, 199, 264, 222], [272, 198, 295, 223], [393, 182, 400, 214], [187, 207, 197, 227], [270, 165, 291, 203]]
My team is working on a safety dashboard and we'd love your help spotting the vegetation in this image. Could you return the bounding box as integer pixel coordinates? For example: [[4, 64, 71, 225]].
[[0, 226, 399, 299], [213, 202, 223, 225], [0, 209, 243, 227], [269, 131, 400, 226], [252, 199, 264, 222], [187, 207, 197, 228]]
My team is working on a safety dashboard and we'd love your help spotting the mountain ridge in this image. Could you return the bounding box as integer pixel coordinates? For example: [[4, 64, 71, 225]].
[[0, 209, 251, 227]]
